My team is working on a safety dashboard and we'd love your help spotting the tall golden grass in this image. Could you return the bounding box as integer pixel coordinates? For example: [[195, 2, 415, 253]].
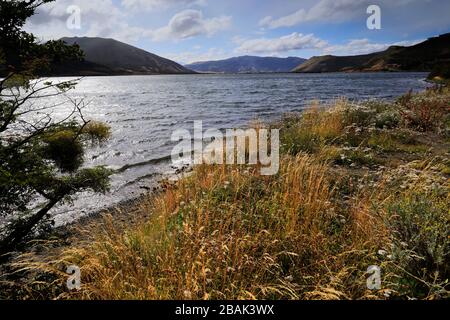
[[4, 87, 449, 300], [35, 156, 386, 300]]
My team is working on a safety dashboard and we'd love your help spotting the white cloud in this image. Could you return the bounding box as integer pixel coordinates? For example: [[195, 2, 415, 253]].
[[149, 9, 232, 41], [324, 39, 387, 56], [234, 33, 327, 55], [323, 38, 425, 56], [231, 35, 246, 45], [232, 33, 424, 58], [25, 0, 146, 43], [121, 0, 206, 11], [259, 0, 366, 29], [259, 0, 418, 29]]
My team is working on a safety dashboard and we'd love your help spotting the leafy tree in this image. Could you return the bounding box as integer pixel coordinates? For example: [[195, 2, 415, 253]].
[[0, 0, 112, 256]]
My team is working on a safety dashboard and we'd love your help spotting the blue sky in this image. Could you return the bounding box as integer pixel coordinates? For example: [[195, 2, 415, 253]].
[[26, 0, 450, 64]]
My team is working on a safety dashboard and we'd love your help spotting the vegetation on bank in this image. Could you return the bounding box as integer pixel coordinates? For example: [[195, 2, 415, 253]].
[[3, 86, 449, 300], [427, 62, 450, 84], [0, 0, 112, 256]]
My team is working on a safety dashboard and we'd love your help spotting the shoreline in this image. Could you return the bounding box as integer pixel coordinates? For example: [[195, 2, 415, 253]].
[[35, 165, 195, 250]]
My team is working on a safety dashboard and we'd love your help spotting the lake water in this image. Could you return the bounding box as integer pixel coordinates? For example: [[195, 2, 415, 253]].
[[37, 72, 430, 225]]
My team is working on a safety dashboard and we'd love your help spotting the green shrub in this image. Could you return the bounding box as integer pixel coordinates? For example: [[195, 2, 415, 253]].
[[42, 130, 83, 172], [281, 127, 321, 154], [341, 105, 377, 127], [338, 126, 370, 147], [375, 110, 401, 129], [368, 130, 427, 154], [385, 192, 450, 298]]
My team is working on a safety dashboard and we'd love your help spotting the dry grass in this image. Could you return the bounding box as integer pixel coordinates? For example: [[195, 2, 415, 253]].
[[2, 88, 449, 300], [13, 156, 388, 300]]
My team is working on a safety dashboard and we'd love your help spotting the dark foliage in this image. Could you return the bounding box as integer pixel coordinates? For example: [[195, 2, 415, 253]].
[[0, 0, 111, 255]]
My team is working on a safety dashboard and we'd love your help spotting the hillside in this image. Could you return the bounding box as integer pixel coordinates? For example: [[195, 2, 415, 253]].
[[61, 37, 194, 75], [186, 56, 306, 73], [294, 33, 450, 73], [292, 51, 387, 73]]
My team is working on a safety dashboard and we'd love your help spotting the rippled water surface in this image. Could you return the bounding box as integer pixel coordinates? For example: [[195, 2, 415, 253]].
[[38, 73, 430, 224]]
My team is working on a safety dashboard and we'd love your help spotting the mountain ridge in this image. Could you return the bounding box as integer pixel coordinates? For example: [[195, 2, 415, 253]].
[[59, 37, 195, 75], [186, 56, 306, 73], [293, 33, 450, 73]]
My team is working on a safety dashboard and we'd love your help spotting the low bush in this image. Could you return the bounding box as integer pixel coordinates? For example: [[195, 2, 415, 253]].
[[397, 88, 450, 132], [384, 191, 449, 299]]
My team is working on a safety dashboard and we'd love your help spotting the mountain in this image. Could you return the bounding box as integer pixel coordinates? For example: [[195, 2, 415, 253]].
[[292, 51, 388, 73], [293, 33, 450, 73], [60, 37, 194, 75], [186, 56, 306, 73]]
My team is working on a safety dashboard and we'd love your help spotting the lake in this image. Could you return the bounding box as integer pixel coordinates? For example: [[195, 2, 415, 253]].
[[37, 72, 430, 225]]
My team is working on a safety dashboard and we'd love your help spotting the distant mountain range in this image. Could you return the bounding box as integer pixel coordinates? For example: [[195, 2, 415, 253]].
[[3, 33, 449, 77], [57, 37, 194, 76], [293, 33, 450, 73], [186, 56, 306, 73]]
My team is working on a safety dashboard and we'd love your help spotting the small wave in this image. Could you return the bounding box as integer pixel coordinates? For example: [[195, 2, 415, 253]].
[[121, 172, 161, 188], [116, 154, 173, 173]]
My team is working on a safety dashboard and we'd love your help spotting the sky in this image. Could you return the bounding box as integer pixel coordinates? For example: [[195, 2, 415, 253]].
[[25, 0, 450, 65]]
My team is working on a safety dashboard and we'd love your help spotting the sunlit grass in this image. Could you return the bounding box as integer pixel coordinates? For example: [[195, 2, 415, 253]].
[[4, 87, 449, 300]]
